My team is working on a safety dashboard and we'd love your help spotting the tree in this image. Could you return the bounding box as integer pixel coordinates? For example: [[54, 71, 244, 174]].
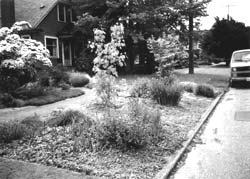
[[174, 0, 211, 74], [201, 17, 250, 65], [72, 0, 182, 73], [72, 0, 211, 74]]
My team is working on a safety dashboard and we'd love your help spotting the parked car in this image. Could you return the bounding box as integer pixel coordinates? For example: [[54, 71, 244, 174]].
[[230, 49, 250, 86]]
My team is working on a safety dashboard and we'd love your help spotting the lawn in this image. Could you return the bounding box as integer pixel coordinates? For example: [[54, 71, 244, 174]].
[[174, 65, 230, 90], [0, 73, 216, 179]]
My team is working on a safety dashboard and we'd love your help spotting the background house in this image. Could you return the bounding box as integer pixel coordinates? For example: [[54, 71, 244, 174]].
[[0, 0, 85, 67]]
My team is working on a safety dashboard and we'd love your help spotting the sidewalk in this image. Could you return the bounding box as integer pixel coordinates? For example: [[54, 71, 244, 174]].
[[172, 88, 250, 179], [0, 157, 99, 179]]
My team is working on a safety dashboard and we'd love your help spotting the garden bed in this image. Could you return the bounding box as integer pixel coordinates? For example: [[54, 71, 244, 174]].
[[0, 87, 213, 178], [0, 88, 85, 109]]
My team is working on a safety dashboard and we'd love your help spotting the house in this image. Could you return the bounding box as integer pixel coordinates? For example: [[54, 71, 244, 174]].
[[0, 0, 85, 67]]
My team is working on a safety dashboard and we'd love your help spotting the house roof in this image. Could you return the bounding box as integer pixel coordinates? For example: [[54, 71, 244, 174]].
[[15, 0, 70, 28]]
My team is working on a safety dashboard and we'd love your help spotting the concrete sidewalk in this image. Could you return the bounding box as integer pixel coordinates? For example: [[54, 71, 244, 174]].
[[172, 88, 250, 179], [0, 157, 99, 179]]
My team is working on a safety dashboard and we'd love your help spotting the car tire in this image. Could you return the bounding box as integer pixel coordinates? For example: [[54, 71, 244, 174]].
[[230, 79, 235, 88]]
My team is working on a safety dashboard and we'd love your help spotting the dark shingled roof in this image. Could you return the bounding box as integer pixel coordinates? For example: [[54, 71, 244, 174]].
[[15, 0, 70, 28]]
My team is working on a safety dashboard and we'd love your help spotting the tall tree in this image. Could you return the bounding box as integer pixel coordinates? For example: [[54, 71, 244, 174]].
[[174, 0, 211, 74], [201, 17, 250, 65], [72, 0, 211, 74]]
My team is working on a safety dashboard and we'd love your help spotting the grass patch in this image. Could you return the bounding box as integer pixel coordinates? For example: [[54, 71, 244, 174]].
[[174, 72, 229, 90], [23, 89, 85, 106]]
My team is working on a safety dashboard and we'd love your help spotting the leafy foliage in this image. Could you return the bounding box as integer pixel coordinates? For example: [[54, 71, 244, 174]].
[[89, 23, 126, 76], [201, 18, 250, 65], [148, 33, 188, 77], [0, 23, 52, 93], [194, 83, 215, 98], [130, 78, 152, 98]]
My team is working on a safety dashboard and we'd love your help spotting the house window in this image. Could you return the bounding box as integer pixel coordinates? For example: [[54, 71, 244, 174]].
[[21, 35, 31, 39], [44, 36, 59, 58], [57, 4, 66, 22], [66, 8, 73, 22]]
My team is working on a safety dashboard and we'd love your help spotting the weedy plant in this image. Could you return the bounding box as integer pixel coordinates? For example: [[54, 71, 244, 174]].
[[95, 98, 162, 150], [151, 79, 183, 106], [130, 78, 152, 98]]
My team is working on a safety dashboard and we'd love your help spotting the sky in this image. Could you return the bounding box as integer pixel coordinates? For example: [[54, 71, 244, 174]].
[[199, 0, 250, 30]]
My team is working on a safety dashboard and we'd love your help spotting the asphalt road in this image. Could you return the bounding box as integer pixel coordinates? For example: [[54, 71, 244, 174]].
[[172, 88, 250, 179]]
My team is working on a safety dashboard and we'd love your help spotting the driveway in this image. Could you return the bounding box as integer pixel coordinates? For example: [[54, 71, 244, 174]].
[[172, 88, 250, 179]]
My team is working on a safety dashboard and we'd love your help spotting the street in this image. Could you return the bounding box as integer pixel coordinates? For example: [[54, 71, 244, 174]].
[[172, 88, 250, 179]]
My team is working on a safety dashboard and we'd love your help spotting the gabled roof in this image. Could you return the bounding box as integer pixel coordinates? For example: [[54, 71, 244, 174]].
[[15, 0, 70, 28]]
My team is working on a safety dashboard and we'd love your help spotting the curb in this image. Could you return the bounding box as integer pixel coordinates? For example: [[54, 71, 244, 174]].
[[154, 91, 226, 179]]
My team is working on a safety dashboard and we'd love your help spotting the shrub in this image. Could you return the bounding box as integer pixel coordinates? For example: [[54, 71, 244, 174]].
[[0, 93, 15, 107], [75, 48, 95, 75], [50, 66, 69, 85], [39, 74, 50, 87], [194, 84, 215, 98], [68, 72, 90, 87], [60, 83, 71, 90], [13, 83, 46, 99], [180, 81, 197, 93], [96, 100, 162, 150], [0, 24, 52, 93], [151, 79, 183, 105], [130, 78, 151, 98], [0, 121, 29, 143], [50, 110, 92, 127]]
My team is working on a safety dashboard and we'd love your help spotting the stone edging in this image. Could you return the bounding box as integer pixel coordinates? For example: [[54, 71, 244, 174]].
[[153, 91, 226, 179]]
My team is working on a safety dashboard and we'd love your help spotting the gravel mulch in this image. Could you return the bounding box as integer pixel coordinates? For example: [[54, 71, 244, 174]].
[[0, 89, 212, 179]]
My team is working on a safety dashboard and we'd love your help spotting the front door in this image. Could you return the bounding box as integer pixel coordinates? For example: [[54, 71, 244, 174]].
[[62, 41, 72, 66]]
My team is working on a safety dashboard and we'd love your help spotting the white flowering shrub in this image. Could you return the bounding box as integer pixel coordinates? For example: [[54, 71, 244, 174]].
[[147, 33, 188, 78], [0, 22, 52, 93], [89, 23, 126, 77]]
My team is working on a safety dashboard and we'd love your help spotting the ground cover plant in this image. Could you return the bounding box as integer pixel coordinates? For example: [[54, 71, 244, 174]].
[[0, 75, 214, 178]]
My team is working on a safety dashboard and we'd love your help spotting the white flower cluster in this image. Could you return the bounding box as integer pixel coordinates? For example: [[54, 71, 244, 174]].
[[0, 23, 52, 70], [90, 23, 126, 77]]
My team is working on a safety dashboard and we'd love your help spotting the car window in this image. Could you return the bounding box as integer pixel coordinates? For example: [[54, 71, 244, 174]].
[[232, 51, 250, 62]]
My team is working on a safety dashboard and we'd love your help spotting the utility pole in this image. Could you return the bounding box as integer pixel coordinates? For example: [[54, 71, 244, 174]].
[[188, 0, 194, 74], [225, 4, 236, 21]]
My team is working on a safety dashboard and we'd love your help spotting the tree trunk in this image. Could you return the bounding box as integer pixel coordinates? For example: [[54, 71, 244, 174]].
[[188, 0, 194, 74]]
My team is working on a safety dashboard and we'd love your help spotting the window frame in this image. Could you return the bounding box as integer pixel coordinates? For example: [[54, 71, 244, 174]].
[[57, 4, 66, 22], [68, 8, 73, 22], [21, 35, 31, 39], [44, 35, 59, 58]]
